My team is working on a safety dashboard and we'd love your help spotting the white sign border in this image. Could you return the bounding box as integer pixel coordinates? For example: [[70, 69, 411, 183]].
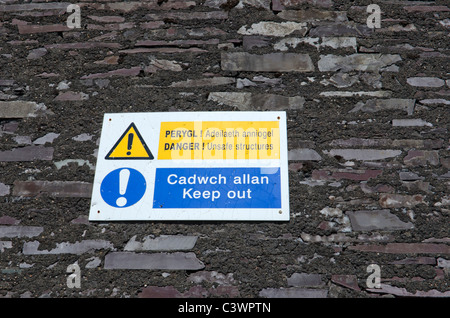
[[89, 111, 290, 221]]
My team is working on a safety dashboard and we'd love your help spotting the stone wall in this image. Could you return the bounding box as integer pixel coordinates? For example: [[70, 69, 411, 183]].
[[0, 0, 449, 298]]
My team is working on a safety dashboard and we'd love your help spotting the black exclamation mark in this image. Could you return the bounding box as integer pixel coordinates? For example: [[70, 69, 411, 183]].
[[126, 133, 134, 156]]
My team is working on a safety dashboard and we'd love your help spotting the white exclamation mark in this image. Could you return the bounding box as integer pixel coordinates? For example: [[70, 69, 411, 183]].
[[116, 168, 130, 207]]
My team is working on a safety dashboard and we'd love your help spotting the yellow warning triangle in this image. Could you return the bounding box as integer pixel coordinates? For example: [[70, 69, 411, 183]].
[[105, 123, 153, 160]]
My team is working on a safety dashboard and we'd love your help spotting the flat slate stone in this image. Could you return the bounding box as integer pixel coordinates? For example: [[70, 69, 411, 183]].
[[259, 287, 328, 298], [124, 235, 198, 251], [13, 180, 92, 197], [318, 54, 401, 72], [288, 148, 322, 161], [0, 101, 47, 118], [221, 52, 314, 72], [346, 210, 414, 231], [104, 252, 205, 270], [208, 92, 305, 110], [325, 149, 402, 161], [0, 146, 54, 161], [349, 99, 415, 115], [0, 226, 43, 238], [23, 240, 113, 255]]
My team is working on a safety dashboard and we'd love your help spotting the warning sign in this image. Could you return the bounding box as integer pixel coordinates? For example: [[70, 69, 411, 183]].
[[89, 111, 289, 221], [105, 123, 153, 160]]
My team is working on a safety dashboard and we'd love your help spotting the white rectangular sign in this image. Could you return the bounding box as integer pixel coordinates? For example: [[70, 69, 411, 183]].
[[89, 111, 289, 221]]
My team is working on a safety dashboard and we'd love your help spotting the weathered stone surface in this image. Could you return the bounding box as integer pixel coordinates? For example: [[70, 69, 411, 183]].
[[124, 235, 198, 251], [238, 21, 308, 37], [145, 11, 227, 21], [81, 67, 141, 79], [274, 37, 357, 51], [119, 47, 207, 54], [404, 150, 439, 166], [348, 243, 450, 254], [324, 149, 402, 161], [404, 6, 450, 13], [312, 169, 382, 181], [0, 241, 12, 253], [0, 101, 48, 118], [188, 271, 236, 286], [288, 148, 322, 161], [242, 35, 270, 49], [287, 273, 325, 287], [18, 24, 71, 34], [309, 23, 372, 37], [13, 181, 92, 197], [221, 52, 314, 72], [259, 287, 328, 298], [278, 9, 347, 22], [0, 0, 448, 299], [331, 275, 361, 291], [279, 0, 333, 8], [85, 1, 196, 12], [419, 99, 450, 105], [392, 119, 432, 127], [399, 172, 423, 181], [204, 0, 271, 10], [54, 91, 89, 101], [0, 3, 70, 11], [45, 42, 121, 50], [136, 39, 219, 47], [104, 252, 205, 270], [360, 183, 394, 194], [0, 146, 54, 161], [0, 183, 10, 196], [407, 77, 445, 88], [320, 91, 391, 97], [169, 77, 235, 88], [346, 210, 413, 231], [349, 99, 415, 115], [379, 194, 426, 208], [0, 226, 43, 238], [23, 240, 113, 255], [26, 48, 47, 60], [138, 286, 183, 298], [367, 284, 450, 297], [33, 133, 60, 145], [208, 92, 305, 110], [318, 54, 401, 72]]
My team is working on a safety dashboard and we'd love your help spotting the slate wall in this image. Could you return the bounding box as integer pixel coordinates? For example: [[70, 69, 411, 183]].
[[0, 0, 449, 298]]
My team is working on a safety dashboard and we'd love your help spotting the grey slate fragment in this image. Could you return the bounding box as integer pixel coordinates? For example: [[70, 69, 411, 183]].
[[221, 52, 314, 72], [287, 273, 325, 287], [318, 54, 401, 72], [208, 92, 305, 110], [124, 235, 198, 251], [288, 148, 322, 161], [349, 99, 416, 115], [346, 210, 414, 231], [0, 146, 54, 161], [23, 240, 114, 255], [0, 226, 43, 238], [13, 180, 92, 197], [0, 101, 48, 118], [259, 287, 328, 298], [104, 252, 205, 270]]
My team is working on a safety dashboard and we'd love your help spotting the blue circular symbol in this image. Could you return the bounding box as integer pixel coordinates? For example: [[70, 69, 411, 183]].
[[100, 168, 146, 208]]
